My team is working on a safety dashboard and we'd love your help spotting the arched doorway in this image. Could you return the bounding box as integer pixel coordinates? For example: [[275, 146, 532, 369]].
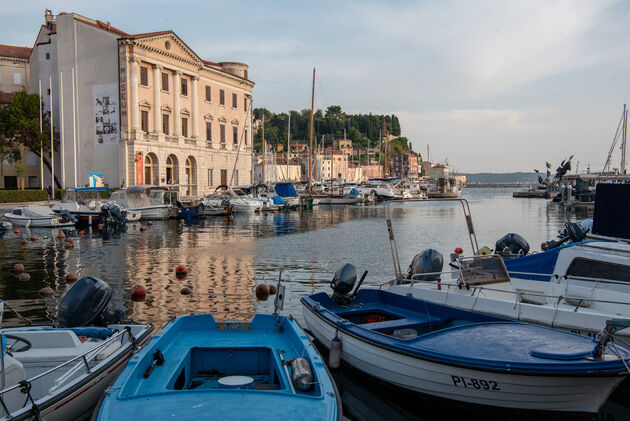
[[185, 156, 197, 196], [144, 153, 159, 185], [166, 154, 179, 185]]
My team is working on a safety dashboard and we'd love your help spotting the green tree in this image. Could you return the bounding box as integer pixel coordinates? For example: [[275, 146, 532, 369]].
[[0, 90, 60, 188]]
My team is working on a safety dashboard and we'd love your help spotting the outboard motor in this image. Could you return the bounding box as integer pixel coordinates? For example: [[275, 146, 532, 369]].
[[100, 203, 127, 227], [541, 221, 588, 251], [405, 249, 443, 282], [57, 277, 124, 327], [57, 209, 76, 224], [330, 263, 368, 306], [495, 233, 530, 257]]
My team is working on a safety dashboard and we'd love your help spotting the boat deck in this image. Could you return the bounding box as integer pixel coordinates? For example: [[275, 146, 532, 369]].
[[303, 290, 630, 374], [99, 315, 338, 421]]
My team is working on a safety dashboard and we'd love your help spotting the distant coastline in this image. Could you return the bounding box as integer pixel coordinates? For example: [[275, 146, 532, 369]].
[[463, 172, 538, 184]]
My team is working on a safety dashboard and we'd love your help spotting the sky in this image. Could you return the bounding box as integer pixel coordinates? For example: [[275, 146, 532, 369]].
[[2, 0, 630, 173]]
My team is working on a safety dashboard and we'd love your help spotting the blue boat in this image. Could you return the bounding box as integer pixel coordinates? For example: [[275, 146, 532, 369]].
[[94, 314, 341, 421], [302, 263, 630, 414]]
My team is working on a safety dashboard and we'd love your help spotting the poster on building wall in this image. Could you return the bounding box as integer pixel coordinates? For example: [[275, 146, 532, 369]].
[[93, 83, 119, 146]]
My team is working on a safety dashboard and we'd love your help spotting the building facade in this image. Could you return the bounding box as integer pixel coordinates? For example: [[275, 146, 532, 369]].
[[393, 152, 419, 178], [0, 44, 41, 189], [28, 10, 253, 196]]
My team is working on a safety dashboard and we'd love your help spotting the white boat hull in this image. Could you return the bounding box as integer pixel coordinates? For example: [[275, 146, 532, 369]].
[[3, 214, 74, 228], [303, 305, 623, 413], [128, 206, 171, 220]]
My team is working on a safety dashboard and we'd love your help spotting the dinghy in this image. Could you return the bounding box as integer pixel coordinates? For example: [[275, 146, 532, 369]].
[[302, 263, 630, 414], [0, 278, 152, 421], [95, 277, 341, 421]]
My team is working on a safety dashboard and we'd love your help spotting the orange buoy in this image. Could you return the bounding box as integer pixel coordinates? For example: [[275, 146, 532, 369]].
[[57, 230, 65, 238], [20, 239, 28, 245], [269, 284, 277, 295], [30, 236, 38, 242], [140, 226, 146, 232], [345, 204, 348, 208], [131, 285, 146, 299], [19, 273, 31, 281], [97, 224, 104, 230], [147, 221, 153, 226], [180, 287, 193, 295], [65, 238, 74, 243], [273, 210, 277, 214], [39, 287, 54, 297], [79, 230, 86, 236], [14, 229, 20, 235], [256, 284, 270, 301], [13, 263, 24, 273], [175, 264, 188, 279], [65, 273, 78, 283]]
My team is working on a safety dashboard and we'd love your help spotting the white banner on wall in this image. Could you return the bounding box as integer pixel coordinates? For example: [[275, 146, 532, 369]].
[[93, 83, 119, 146]]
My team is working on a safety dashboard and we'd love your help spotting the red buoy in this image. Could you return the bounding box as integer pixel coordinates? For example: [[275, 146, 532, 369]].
[[30, 236, 38, 242], [14, 229, 20, 235], [180, 287, 193, 295], [13, 263, 24, 273], [454, 247, 463, 254], [19, 273, 31, 281], [131, 285, 146, 300], [273, 210, 277, 214], [175, 264, 188, 279], [65, 273, 78, 283], [79, 230, 86, 236], [97, 224, 104, 230], [256, 284, 270, 301], [39, 287, 54, 297], [140, 226, 147, 232], [65, 238, 74, 244], [147, 221, 153, 226]]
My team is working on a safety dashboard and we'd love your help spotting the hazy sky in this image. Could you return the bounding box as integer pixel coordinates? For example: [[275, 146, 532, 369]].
[[2, 0, 630, 173]]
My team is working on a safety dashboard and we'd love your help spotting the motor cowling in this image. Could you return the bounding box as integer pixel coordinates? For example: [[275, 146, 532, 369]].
[[331, 263, 357, 303], [58, 277, 123, 327], [406, 249, 443, 282], [495, 233, 530, 257]]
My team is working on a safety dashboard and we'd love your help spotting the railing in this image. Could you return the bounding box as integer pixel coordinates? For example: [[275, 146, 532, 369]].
[[145, 133, 159, 142], [184, 138, 197, 146], [0, 328, 132, 417], [379, 269, 630, 312], [165, 135, 178, 144]]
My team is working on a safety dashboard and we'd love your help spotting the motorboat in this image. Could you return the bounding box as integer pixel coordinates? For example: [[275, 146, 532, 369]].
[[427, 176, 462, 198], [353, 179, 396, 201], [198, 199, 234, 217], [148, 188, 180, 218], [232, 186, 282, 211], [3, 206, 75, 228], [51, 188, 109, 226], [383, 194, 630, 339], [110, 186, 171, 220], [302, 264, 630, 414], [0, 277, 153, 421], [94, 278, 341, 421], [273, 182, 301, 208], [202, 186, 262, 214]]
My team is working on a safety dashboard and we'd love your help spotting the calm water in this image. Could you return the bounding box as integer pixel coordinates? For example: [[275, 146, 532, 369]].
[[2, 187, 625, 420]]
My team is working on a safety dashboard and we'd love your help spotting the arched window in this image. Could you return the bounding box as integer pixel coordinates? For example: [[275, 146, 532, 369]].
[[166, 154, 179, 185], [144, 153, 159, 185], [185, 156, 197, 196]]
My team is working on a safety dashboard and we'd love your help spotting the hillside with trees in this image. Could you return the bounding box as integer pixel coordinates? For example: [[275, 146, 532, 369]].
[[253, 106, 412, 156]]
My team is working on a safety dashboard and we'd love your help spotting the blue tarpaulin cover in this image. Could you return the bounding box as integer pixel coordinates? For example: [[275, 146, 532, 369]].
[[272, 196, 285, 205], [503, 248, 562, 281], [274, 183, 298, 197]]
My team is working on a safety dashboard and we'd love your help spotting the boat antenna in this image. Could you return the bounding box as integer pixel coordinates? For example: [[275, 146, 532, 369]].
[[273, 265, 286, 317]]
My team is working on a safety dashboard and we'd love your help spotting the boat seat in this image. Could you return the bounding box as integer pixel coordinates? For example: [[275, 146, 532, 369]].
[[359, 316, 441, 331]]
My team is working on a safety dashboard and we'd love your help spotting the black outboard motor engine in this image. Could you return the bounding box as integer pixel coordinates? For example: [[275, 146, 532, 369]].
[[330, 263, 368, 306], [541, 222, 588, 251], [495, 233, 530, 257], [405, 249, 443, 282], [100, 203, 126, 227], [58, 209, 76, 224], [57, 276, 124, 327]]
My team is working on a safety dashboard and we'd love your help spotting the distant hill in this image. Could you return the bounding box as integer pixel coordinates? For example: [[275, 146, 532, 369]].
[[464, 172, 538, 184]]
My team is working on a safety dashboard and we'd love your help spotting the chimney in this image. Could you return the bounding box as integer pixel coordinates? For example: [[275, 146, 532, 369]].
[[107, 21, 111, 30]]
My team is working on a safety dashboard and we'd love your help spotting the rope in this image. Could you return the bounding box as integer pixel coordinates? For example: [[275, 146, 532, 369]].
[[2, 302, 32, 325]]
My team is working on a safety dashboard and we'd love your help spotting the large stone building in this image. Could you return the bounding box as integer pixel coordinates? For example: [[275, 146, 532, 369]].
[[394, 152, 419, 178], [0, 44, 42, 189], [28, 10, 253, 196]]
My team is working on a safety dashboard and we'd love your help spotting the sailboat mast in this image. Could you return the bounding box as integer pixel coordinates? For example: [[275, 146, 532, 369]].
[[262, 114, 265, 183], [287, 112, 291, 181], [308, 67, 315, 195], [622, 104, 628, 175]]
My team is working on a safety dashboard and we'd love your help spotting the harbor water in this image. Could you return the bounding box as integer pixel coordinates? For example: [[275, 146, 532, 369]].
[[0, 188, 626, 420]]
